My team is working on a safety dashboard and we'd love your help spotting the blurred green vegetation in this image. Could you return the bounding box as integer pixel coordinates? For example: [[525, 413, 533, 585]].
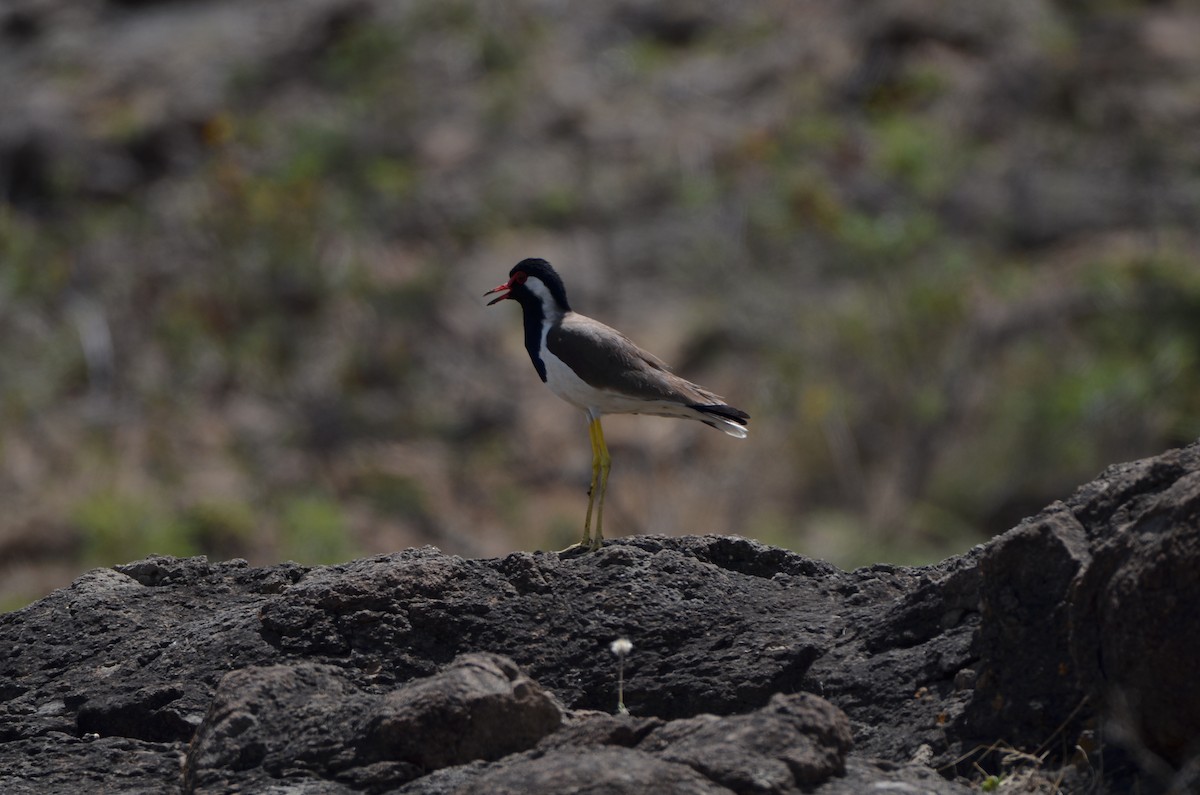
[[1, 0, 1198, 609], [75, 489, 200, 563], [279, 494, 356, 565]]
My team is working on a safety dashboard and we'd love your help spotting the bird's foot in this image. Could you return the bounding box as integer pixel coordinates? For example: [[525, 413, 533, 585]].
[[557, 534, 603, 555]]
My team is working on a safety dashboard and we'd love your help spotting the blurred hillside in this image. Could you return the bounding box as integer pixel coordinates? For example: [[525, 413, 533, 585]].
[[2, 0, 1199, 610]]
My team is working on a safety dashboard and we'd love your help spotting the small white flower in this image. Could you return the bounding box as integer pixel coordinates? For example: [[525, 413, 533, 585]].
[[609, 638, 634, 715]]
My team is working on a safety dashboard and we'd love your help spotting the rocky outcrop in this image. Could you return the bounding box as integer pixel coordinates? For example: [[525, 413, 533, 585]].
[[3, 442, 1200, 793], [1069, 456, 1200, 777], [185, 654, 564, 793]]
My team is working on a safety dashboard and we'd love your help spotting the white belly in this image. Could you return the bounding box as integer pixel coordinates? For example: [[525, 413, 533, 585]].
[[541, 344, 611, 414]]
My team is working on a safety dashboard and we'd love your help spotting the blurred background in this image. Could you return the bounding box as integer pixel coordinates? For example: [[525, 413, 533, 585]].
[[2, 0, 1199, 610]]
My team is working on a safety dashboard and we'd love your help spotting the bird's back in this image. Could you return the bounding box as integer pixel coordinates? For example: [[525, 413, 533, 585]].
[[545, 312, 749, 435]]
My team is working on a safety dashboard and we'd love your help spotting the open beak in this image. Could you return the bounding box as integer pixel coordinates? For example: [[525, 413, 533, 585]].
[[484, 281, 512, 306]]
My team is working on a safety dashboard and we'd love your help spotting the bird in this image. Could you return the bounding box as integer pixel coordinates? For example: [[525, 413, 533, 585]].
[[484, 258, 749, 552]]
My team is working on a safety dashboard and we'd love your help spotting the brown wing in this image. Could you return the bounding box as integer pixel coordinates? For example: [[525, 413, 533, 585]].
[[546, 313, 727, 405]]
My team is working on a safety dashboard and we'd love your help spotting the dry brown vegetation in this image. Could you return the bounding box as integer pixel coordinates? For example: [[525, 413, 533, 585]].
[[2, 0, 1199, 610]]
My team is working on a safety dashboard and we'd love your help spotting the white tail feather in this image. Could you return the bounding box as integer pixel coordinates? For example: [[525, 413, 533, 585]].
[[712, 418, 748, 438]]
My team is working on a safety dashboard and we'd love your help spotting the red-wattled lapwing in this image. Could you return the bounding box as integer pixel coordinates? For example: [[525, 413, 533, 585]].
[[485, 258, 750, 552]]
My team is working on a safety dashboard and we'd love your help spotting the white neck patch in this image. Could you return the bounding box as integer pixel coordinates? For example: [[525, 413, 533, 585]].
[[524, 276, 564, 320]]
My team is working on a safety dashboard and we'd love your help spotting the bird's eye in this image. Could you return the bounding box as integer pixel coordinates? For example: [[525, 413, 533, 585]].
[[512, 272, 528, 285]]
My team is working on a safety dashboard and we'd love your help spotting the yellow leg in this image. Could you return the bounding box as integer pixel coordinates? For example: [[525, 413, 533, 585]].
[[581, 418, 601, 549], [591, 417, 611, 551], [560, 416, 611, 554]]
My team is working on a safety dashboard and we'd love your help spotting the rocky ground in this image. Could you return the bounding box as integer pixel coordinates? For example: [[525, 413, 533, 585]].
[[2, 441, 1198, 793]]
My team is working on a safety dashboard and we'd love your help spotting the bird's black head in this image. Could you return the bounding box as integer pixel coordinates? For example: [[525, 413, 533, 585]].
[[483, 257, 572, 314]]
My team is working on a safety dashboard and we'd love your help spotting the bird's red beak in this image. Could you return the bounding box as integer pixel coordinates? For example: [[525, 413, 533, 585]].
[[484, 280, 513, 306]]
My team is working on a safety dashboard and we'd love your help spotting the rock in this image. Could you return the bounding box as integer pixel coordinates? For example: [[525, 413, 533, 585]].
[[451, 747, 732, 795], [961, 504, 1091, 756], [827, 757, 974, 795], [181, 660, 855, 794], [407, 693, 858, 795], [1070, 453, 1200, 770], [184, 653, 563, 792], [0, 734, 184, 794], [5, 442, 1200, 791], [253, 539, 841, 719], [638, 693, 853, 790]]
